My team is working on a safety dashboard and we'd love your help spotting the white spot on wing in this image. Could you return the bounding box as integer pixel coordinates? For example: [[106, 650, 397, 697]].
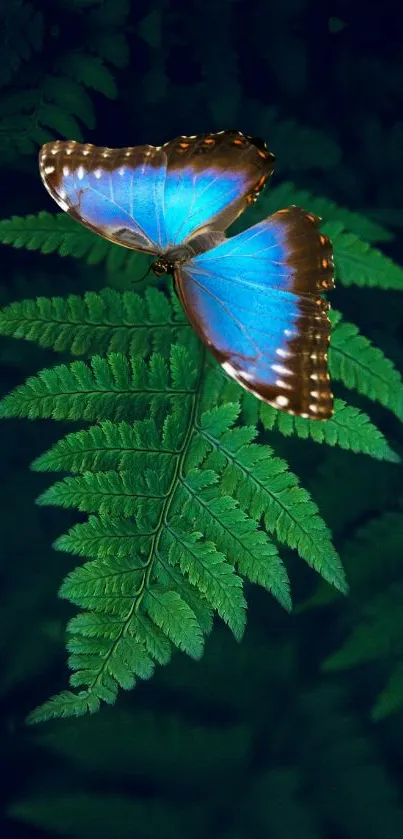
[[77, 166, 84, 180], [222, 361, 237, 378], [58, 196, 69, 211], [44, 165, 55, 174], [272, 363, 291, 376], [275, 395, 289, 407]]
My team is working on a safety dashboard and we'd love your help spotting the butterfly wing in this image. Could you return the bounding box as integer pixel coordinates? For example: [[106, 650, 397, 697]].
[[39, 140, 168, 253], [158, 131, 274, 246], [38, 131, 274, 254], [175, 207, 335, 419]]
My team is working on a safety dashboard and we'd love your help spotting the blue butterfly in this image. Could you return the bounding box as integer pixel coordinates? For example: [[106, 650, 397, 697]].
[[39, 130, 334, 419]]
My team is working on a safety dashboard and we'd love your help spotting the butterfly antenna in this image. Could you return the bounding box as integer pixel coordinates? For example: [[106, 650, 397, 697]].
[[131, 262, 153, 285]]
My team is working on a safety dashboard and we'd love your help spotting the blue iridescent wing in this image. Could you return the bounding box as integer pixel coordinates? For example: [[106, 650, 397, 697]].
[[175, 207, 335, 419], [38, 132, 274, 253]]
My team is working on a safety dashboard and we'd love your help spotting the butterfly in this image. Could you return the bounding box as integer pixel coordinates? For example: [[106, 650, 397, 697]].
[[39, 130, 335, 419]]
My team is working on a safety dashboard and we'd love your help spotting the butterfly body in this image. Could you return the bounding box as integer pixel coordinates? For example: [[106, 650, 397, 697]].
[[39, 130, 334, 419]]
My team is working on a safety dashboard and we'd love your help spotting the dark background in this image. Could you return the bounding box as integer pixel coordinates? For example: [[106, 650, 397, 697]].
[[1, 0, 403, 836]]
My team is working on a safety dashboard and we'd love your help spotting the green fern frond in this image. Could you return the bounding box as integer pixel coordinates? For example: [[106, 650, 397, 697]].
[[195, 402, 347, 594], [35, 417, 290, 610], [329, 310, 403, 419], [0, 343, 199, 423], [31, 417, 179, 474], [244, 181, 393, 243], [0, 287, 186, 358], [322, 222, 403, 289], [0, 287, 400, 460], [27, 689, 103, 723], [25, 382, 350, 718], [159, 525, 247, 641], [174, 474, 291, 610], [0, 212, 148, 274], [40, 408, 295, 611], [2, 158, 403, 718], [37, 468, 176, 517], [260, 398, 398, 462]]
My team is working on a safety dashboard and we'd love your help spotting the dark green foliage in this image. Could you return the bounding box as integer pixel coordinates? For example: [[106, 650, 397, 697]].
[[0, 0, 130, 162], [2, 148, 403, 721], [8, 640, 403, 839], [304, 510, 403, 721], [2, 1, 403, 835]]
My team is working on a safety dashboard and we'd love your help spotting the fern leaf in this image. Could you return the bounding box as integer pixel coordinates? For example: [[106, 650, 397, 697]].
[[247, 181, 392, 243], [0, 285, 186, 359], [0, 212, 147, 273], [31, 417, 181, 474], [27, 690, 102, 724], [177, 470, 292, 610], [323, 222, 403, 289], [329, 311, 403, 419], [59, 554, 145, 614], [162, 523, 247, 640], [260, 398, 399, 462], [155, 562, 214, 636], [196, 405, 347, 593], [37, 469, 172, 518], [0, 345, 198, 423], [143, 589, 204, 659], [35, 379, 334, 716], [0, 287, 186, 359]]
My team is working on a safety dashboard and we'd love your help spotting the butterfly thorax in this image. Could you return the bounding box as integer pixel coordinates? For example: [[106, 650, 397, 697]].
[[153, 230, 226, 276], [153, 246, 193, 276]]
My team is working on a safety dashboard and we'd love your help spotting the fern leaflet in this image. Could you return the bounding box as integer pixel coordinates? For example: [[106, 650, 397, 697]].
[[260, 398, 398, 462], [329, 310, 403, 419], [323, 222, 403, 289]]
